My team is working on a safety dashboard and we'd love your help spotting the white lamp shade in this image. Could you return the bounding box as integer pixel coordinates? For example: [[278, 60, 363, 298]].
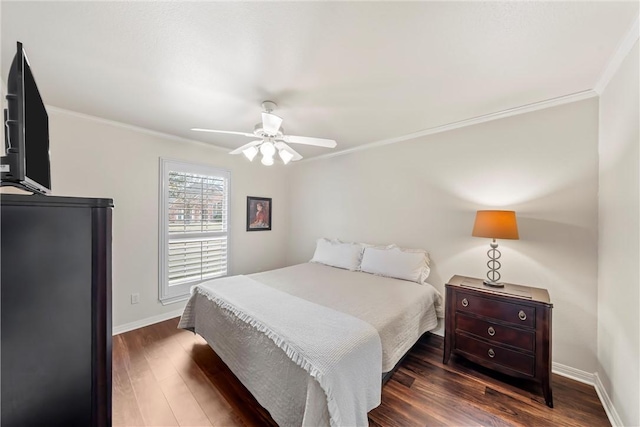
[[261, 112, 283, 136], [242, 146, 259, 161], [261, 154, 274, 166], [260, 141, 276, 157], [279, 149, 294, 165]]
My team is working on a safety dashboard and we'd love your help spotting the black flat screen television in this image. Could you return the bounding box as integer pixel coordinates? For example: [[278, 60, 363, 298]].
[[1, 41, 51, 194]]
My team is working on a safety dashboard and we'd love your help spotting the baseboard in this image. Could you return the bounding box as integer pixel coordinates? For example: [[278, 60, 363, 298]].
[[112, 308, 185, 335], [594, 372, 624, 427], [551, 362, 595, 385], [551, 365, 624, 426], [430, 318, 444, 337]]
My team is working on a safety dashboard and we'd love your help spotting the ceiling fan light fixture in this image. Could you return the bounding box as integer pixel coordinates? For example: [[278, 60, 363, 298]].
[[242, 145, 259, 161], [197, 101, 337, 164], [260, 141, 276, 157], [262, 112, 283, 136], [279, 149, 294, 165]]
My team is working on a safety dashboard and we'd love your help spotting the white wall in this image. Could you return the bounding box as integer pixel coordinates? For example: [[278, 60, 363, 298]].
[[45, 109, 290, 329], [288, 99, 600, 373], [597, 40, 639, 427]]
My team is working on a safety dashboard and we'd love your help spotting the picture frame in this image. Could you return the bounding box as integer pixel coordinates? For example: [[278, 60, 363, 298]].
[[246, 196, 272, 231]]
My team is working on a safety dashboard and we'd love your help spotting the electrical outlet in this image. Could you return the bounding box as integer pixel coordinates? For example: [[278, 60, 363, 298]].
[[131, 293, 140, 304]]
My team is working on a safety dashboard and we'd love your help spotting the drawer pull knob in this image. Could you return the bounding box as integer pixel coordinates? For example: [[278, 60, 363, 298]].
[[488, 348, 495, 358], [518, 310, 527, 321], [487, 326, 496, 336], [461, 298, 469, 307]]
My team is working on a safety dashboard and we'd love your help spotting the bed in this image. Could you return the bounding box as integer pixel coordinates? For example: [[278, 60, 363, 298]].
[[179, 262, 443, 426]]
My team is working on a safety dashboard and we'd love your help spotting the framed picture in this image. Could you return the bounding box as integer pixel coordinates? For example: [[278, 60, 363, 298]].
[[246, 196, 272, 231]]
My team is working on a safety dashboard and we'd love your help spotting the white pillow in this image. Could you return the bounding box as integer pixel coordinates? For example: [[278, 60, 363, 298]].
[[360, 245, 430, 284], [310, 238, 364, 271]]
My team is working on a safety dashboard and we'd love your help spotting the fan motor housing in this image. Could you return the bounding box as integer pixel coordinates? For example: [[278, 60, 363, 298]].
[[253, 123, 283, 138]]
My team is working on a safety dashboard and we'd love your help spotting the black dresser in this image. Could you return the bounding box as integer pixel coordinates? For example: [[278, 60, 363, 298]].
[[1, 194, 113, 426]]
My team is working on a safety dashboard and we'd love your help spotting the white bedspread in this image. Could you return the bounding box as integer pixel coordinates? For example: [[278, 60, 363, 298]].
[[179, 275, 382, 427], [251, 263, 443, 372]]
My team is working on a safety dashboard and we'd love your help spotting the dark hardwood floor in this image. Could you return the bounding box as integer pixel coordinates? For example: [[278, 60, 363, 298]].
[[113, 318, 609, 426]]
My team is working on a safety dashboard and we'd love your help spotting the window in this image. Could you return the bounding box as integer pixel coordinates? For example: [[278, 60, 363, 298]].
[[159, 159, 230, 304]]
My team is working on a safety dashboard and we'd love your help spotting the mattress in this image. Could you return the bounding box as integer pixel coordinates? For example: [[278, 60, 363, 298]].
[[249, 262, 443, 372]]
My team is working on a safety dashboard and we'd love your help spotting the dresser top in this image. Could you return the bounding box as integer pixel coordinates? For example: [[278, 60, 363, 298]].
[[1, 193, 113, 208], [447, 275, 551, 305]]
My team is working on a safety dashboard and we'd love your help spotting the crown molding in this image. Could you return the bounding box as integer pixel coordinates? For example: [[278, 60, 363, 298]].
[[297, 89, 598, 164], [45, 105, 230, 153], [46, 88, 599, 167], [594, 14, 640, 95]]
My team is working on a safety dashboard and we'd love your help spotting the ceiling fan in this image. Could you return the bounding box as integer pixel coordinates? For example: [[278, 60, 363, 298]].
[[192, 101, 337, 165]]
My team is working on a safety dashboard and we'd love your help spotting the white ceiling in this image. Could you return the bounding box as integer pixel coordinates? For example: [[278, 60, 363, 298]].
[[2, 2, 638, 159]]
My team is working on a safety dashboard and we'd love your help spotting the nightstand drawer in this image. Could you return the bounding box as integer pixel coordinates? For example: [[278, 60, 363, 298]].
[[456, 333, 534, 377], [456, 313, 535, 352], [456, 292, 535, 328]]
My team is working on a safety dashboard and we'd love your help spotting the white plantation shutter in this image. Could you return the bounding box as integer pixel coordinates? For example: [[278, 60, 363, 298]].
[[159, 159, 230, 304], [168, 237, 228, 285]]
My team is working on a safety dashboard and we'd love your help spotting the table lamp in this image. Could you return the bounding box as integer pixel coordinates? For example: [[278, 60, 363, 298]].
[[472, 210, 519, 287]]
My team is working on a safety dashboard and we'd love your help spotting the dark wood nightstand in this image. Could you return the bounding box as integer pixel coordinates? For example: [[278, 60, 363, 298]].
[[443, 275, 553, 407]]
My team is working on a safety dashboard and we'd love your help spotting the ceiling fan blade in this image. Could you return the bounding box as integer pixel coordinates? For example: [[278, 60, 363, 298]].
[[191, 128, 255, 137], [282, 135, 337, 148], [261, 113, 283, 136], [274, 141, 303, 161], [229, 140, 263, 155]]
